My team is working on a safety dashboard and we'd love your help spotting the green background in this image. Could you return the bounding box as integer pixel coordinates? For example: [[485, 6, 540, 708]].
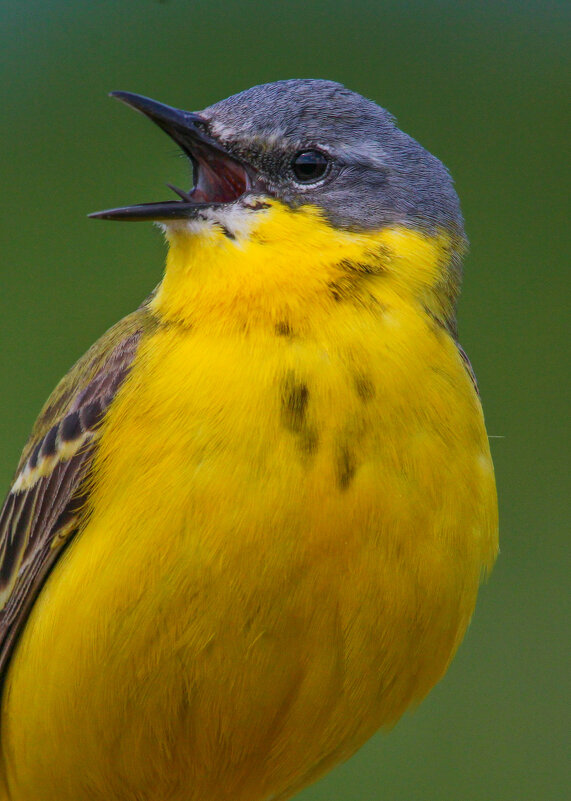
[[0, 1, 568, 798]]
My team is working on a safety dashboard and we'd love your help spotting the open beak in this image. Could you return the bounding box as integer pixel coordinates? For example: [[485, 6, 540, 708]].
[[89, 92, 255, 221]]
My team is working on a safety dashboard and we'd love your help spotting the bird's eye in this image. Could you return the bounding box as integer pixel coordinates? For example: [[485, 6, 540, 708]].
[[291, 150, 330, 183]]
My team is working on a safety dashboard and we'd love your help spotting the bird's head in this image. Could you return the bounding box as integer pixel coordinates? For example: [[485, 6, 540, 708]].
[[91, 80, 467, 331]]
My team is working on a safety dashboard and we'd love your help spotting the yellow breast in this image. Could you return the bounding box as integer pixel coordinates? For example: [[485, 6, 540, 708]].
[[1, 203, 497, 801]]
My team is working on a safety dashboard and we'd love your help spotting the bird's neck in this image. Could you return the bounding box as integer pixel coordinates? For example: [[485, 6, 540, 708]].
[[151, 201, 462, 336]]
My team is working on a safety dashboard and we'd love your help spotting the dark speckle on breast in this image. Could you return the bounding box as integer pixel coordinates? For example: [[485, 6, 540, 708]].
[[337, 256, 384, 276], [336, 443, 357, 490], [327, 279, 350, 303], [299, 427, 319, 456], [217, 223, 236, 240], [280, 372, 319, 458], [354, 373, 375, 402], [281, 373, 309, 433], [275, 321, 293, 337]]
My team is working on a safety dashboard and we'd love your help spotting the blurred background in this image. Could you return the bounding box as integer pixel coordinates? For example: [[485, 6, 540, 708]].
[[0, 1, 568, 798]]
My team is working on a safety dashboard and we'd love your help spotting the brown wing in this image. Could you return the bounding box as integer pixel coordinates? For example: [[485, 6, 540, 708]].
[[0, 298, 158, 683]]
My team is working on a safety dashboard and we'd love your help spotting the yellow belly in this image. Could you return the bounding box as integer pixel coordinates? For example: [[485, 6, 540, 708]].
[[1, 305, 497, 801]]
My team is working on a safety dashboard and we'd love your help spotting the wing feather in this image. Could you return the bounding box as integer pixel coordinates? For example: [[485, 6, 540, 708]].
[[0, 297, 158, 682]]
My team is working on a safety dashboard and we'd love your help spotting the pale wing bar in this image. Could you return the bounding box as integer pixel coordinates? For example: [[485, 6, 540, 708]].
[[0, 330, 144, 683]]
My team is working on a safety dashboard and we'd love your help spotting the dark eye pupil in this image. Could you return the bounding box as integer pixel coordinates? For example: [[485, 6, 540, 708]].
[[292, 150, 329, 182]]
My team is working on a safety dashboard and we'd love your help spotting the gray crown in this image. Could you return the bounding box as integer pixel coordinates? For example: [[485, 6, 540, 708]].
[[203, 79, 465, 238]]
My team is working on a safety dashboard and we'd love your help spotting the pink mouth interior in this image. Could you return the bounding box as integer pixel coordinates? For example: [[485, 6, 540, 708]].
[[191, 151, 250, 204]]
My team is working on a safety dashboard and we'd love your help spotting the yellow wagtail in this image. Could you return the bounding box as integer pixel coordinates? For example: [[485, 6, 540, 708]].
[[0, 80, 498, 801]]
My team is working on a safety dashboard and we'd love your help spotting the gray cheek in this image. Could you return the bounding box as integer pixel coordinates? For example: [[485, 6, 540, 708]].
[[279, 173, 401, 232]]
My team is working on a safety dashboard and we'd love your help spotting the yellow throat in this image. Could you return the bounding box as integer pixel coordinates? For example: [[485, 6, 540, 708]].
[[154, 200, 462, 335]]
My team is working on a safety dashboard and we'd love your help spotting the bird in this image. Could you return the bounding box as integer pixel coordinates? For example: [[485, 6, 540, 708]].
[[0, 79, 498, 801]]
